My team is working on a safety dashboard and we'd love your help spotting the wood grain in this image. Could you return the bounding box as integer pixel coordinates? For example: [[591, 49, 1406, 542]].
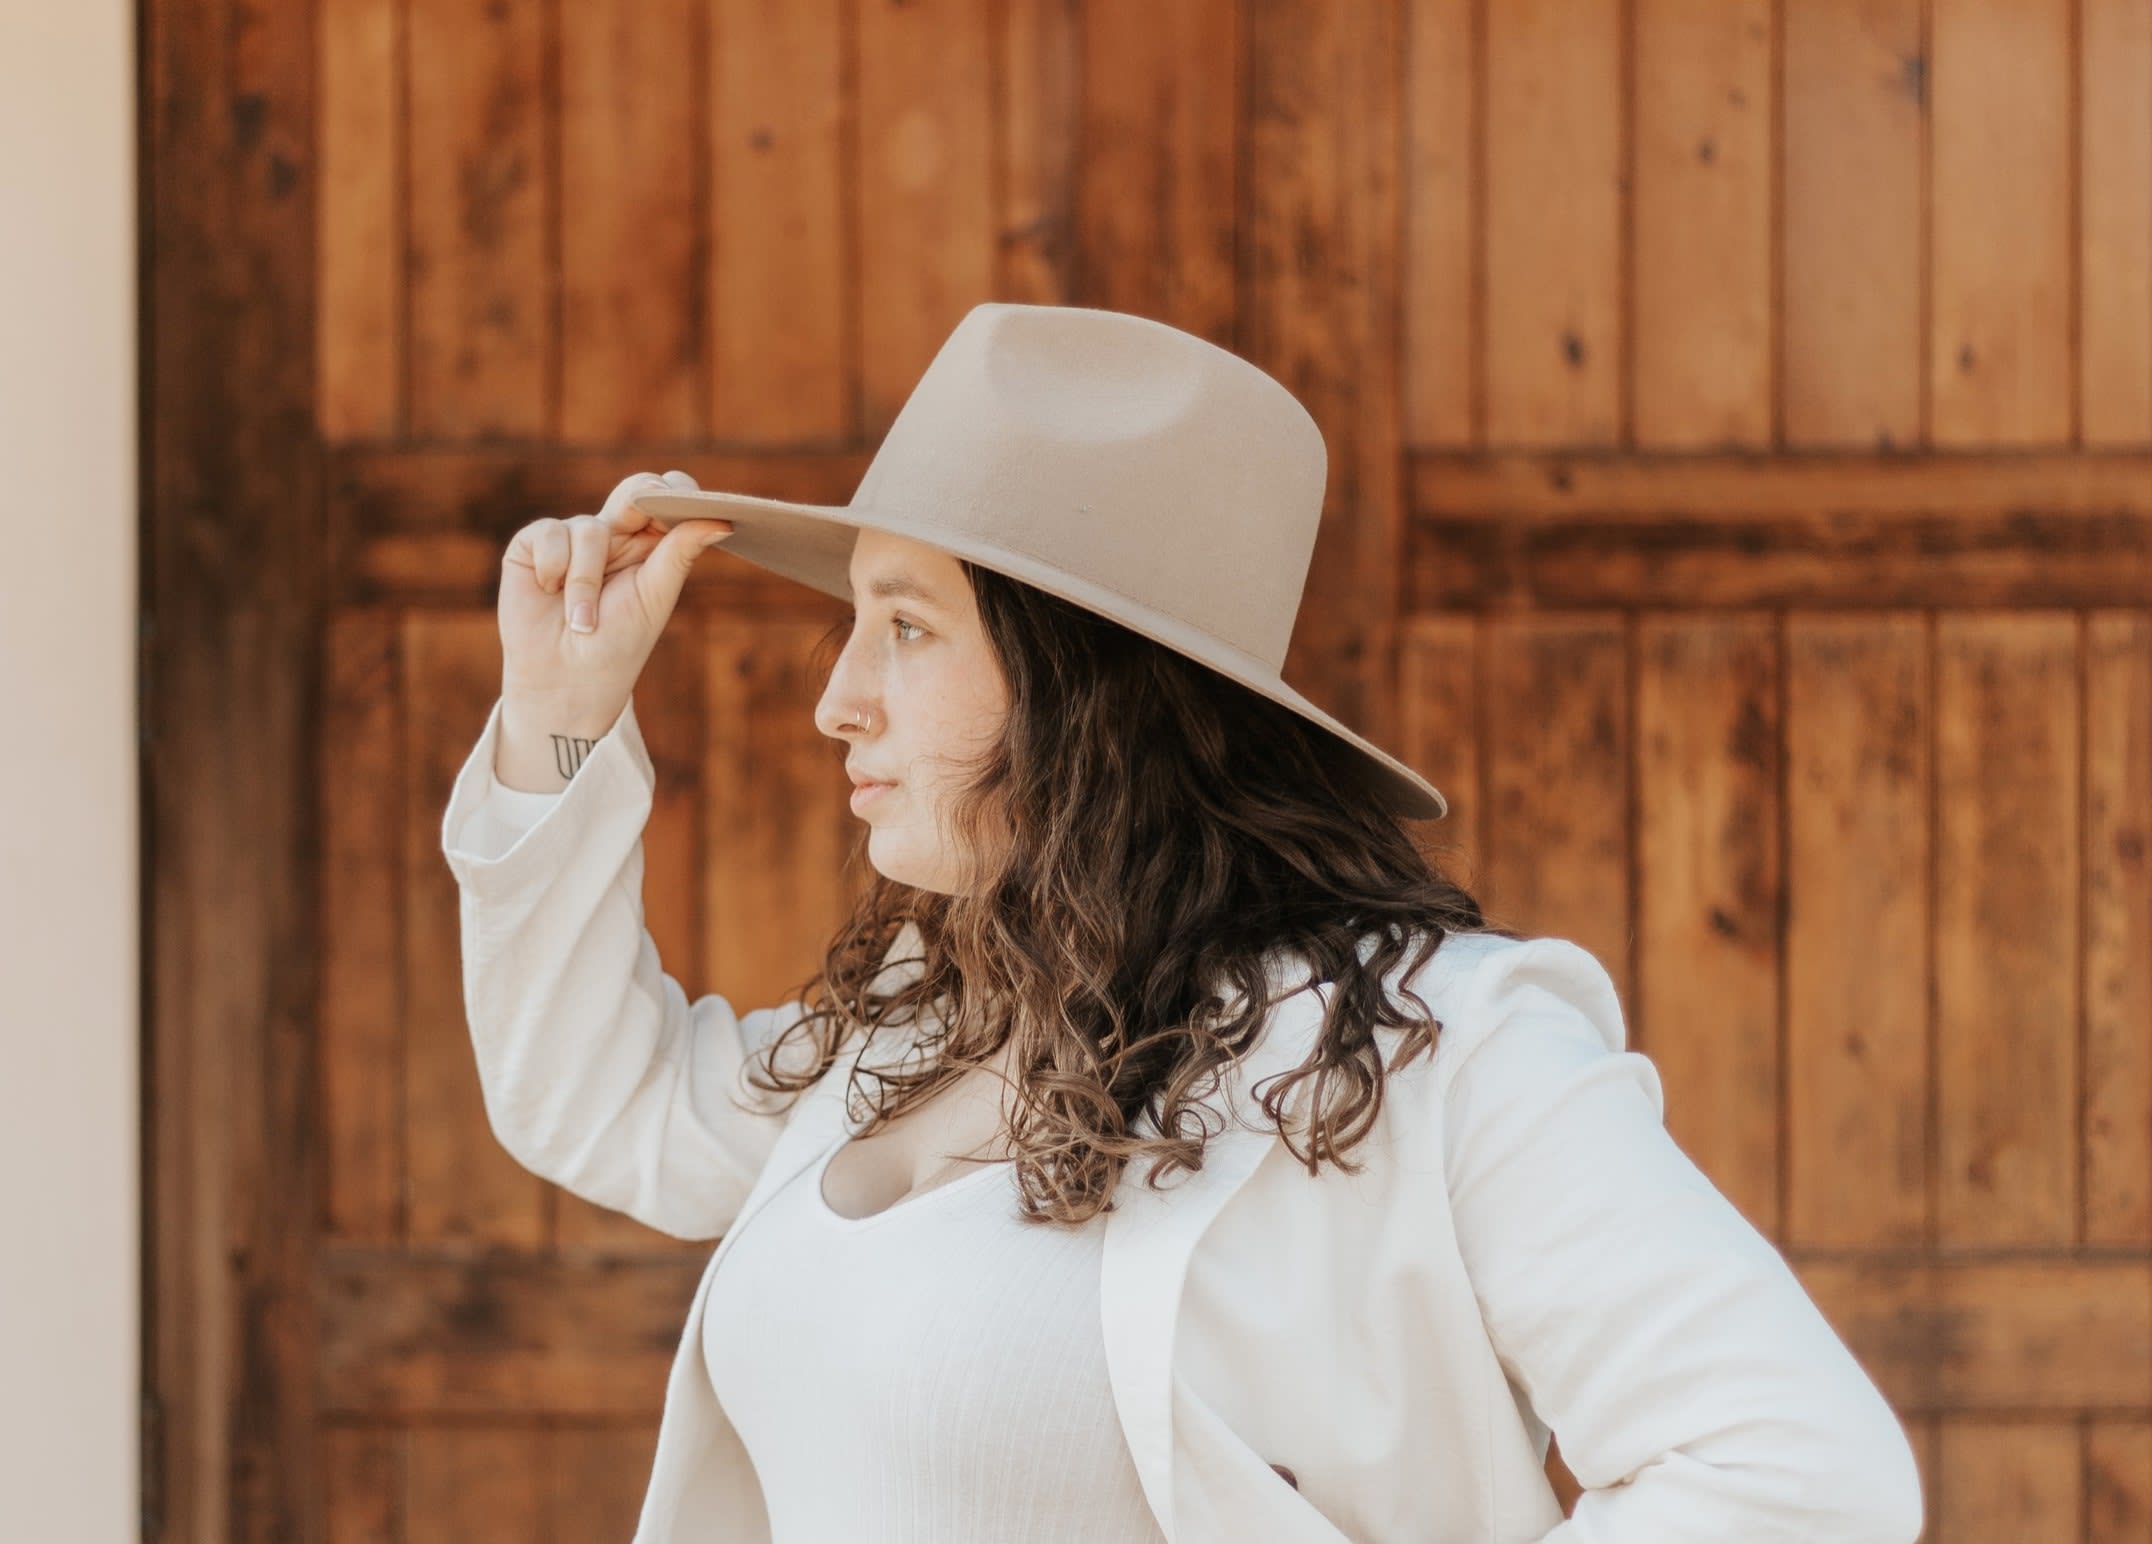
[[1783, 616, 1932, 1249], [406, 0, 550, 437], [1781, 0, 1925, 450], [560, 0, 701, 443], [1634, 614, 1782, 1233], [1933, 614, 2080, 1246], [1931, 0, 2075, 446], [1631, 0, 1774, 449], [319, 610, 407, 1242], [711, 0, 849, 444]]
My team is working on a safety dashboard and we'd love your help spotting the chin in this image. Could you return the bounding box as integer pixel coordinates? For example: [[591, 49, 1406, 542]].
[[866, 846, 953, 897]]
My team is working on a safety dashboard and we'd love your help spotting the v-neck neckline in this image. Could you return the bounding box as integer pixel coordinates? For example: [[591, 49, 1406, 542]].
[[810, 1132, 1012, 1225]]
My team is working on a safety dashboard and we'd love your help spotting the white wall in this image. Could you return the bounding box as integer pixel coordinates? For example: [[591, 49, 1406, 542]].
[[0, 2, 140, 1539]]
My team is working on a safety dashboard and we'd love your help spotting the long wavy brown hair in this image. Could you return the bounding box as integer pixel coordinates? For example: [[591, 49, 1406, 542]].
[[741, 557, 1513, 1225]]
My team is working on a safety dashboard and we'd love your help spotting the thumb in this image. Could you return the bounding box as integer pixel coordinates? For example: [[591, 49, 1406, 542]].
[[636, 519, 733, 616]]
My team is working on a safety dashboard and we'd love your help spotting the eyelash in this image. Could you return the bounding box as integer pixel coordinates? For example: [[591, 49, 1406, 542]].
[[842, 609, 927, 644]]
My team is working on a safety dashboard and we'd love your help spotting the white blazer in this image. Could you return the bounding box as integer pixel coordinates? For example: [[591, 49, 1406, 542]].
[[441, 693, 1925, 1543]]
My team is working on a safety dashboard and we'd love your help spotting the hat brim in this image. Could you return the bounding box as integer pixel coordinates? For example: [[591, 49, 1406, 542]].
[[633, 487, 1448, 821]]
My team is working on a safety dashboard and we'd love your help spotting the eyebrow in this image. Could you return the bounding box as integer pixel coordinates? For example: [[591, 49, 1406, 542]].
[[853, 574, 946, 608]]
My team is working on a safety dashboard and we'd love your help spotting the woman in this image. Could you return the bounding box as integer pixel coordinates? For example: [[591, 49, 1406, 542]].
[[441, 302, 1924, 1542]]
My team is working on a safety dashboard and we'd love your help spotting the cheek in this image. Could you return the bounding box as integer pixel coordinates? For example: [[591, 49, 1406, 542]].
[[957, 666, 1011, 746], [915, 675, 1006, 754]]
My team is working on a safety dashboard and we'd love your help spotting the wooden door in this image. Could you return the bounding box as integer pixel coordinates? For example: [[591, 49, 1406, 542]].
[[145, 0, 2149, 1540]]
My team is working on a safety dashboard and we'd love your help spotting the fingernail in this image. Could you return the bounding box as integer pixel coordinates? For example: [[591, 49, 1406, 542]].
[[571, 603, 595, 633]]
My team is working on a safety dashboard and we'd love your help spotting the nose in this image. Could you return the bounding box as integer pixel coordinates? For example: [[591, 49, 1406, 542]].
[[812, 669, 877, 742], [814, 694, 871, 741], [812, 612, 881, 741]]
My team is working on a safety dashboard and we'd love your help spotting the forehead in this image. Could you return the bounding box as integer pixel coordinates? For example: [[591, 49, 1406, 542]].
[[847, 528, 971, 606]]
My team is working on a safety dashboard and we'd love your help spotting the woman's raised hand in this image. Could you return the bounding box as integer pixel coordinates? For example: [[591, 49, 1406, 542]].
[[496, 469, 734, 717]]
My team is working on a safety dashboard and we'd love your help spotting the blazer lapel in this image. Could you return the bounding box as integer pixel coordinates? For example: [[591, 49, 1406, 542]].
[[1100, 961, 1330, 1543]]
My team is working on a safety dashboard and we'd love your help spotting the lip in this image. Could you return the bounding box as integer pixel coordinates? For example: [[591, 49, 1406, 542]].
[[849, 779, 895, 812]]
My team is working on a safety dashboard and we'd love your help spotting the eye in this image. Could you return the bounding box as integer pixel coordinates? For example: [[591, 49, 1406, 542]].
[[892, 616, 926, 643]]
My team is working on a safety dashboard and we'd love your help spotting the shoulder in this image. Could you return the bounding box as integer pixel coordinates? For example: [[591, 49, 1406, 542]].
[[1274, 928, 1625, 1043], [1371, 929, 1631, 1091], [1246, 928, 1629, 1082]]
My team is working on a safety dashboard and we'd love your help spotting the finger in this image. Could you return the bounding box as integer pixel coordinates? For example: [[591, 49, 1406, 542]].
[[521, 517, 572, 593], [626, 467, 704, 529], [564, 516, 611, 633], [601, 524, 668, 574], [633, 518, 732, 623], [598, 471, 669, 534]]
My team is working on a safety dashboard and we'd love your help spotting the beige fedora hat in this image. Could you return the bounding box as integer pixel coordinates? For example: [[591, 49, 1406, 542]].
[[632, 301, 1448, 820]]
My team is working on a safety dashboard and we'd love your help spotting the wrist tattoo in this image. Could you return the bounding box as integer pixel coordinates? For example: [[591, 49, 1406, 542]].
[[551, 733, 599, 781]]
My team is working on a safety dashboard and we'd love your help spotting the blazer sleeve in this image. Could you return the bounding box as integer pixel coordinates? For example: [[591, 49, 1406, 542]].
[[1440, 938, 1925, 1544], [439, 692, 803, 1241]]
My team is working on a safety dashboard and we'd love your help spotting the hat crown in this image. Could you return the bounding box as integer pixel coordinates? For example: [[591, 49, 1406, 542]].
[[851, 303, 1329, 673]]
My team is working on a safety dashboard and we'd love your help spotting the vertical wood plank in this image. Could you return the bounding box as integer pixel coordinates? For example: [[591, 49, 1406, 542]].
[[543, 1425, 664, 1542], [559, 0, 700, 443], [146, 0, 323, 1528], [318, 0, 403, 439], [1482, 0, 1623, 446], [997, 0, 1082, 305], [554, 629, 713, 1248], [1077, 0, 1238, 332], [1934, 1421, 2082, 1542], [855, 0, 997, 434], [320, 611, 407, 1243], [2085, 612, 2152, 1245], [1784, 616, 1932, 1249], [710, 0, 848, 443], [1242, 0, 1409, 740], [1402, 0, 1477, 449], [1481, 614, 1631, 1005], [321, 1424, 400, 1544], [1630, 0, 1773, 449], [2080, 0, 2152, 447], [1397, 614, 1487, 893], [1934, 614, 2080, 1246], [400, 613, 545, 1246], [1930, 0, 2074, 446], [1781, 0, 1925, 450], [406, 0, 551, 438], [705, 613, 865, 1013], [1634, 615, 1782, 1233]]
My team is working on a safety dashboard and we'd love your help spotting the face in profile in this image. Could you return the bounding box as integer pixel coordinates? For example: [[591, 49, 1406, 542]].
[[814, 528, 1011, 895]]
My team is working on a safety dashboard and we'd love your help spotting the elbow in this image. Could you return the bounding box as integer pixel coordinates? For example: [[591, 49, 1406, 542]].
[[1798, 1401, 1925, 1544], [1698, 1398, 1925, 1541], [1847, 1419, 1925, 1544]]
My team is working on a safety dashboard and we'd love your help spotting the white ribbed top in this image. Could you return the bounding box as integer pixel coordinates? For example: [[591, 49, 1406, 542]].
[[701, 1133, 1169, 1542]]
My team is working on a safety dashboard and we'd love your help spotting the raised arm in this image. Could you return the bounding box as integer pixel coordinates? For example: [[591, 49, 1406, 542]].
[[440, 690, 802, 1240]]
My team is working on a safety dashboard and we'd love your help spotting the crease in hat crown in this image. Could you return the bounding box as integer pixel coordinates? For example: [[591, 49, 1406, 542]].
[[847, 302, 1329, 674], [631, 300, 1450, 821]]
